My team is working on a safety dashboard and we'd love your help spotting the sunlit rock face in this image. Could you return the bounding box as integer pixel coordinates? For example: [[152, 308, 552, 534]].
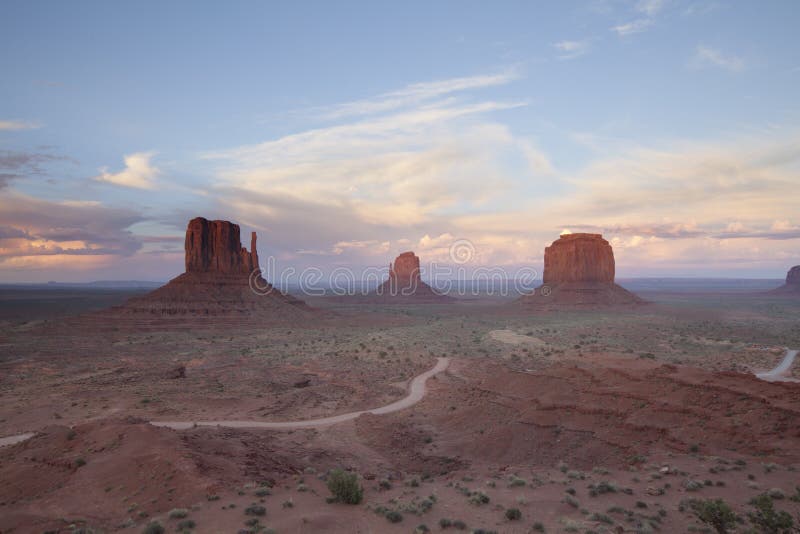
[[542, 233, 615, 284]]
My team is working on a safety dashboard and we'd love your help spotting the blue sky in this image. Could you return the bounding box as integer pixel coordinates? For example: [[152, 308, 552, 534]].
[[1, 0, 799, 282]]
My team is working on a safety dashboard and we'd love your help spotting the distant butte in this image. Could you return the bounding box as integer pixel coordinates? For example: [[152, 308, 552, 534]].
[[518, 233, 643, 308], [373, 251, 452, 302], [116, 217, 310, 317], [771, 265, 800, 295]]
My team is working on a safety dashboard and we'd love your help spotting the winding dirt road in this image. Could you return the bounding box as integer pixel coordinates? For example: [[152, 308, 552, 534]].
[[0, 357, 450, 447], [756, 348, 799, 382], [151, 356, 451, 430]]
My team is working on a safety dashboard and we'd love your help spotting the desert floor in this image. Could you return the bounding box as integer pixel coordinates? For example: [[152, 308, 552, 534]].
[[1, 287, 799, 533]]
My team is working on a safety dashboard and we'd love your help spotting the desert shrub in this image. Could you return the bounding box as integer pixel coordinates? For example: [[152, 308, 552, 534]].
[[176, 519, 195, 531], [414, 525, 430, 533], [439, 518, 452, 528], [690, 499, 736, 534], [747, 494, 794, 534], [468, 491, 489, 505], [168, 509, 188, 519], [244, 504, 266, 516], [326, 469, 363, 504], [508, 476, 526, 487], [589, 513, 613, 524], [74, 457, 86, 468], [254, 487, 270, 497], [532, 522, 545, 532], [564, 495, 580, 508], [385, 510, 403, 523], [588, 481, 617, 496], [141, 522, 164, 534], [505, 508, 522, 520], [683, 479, 704, 492]]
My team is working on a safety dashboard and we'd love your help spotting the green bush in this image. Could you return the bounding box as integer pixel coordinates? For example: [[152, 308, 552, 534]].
[[326, 469, 364, 504], [168, 509, 188, 519], [505, 508, 522, 520], [691, 499, 736, 534], [385, 510, 403, 523], [747, 494, 794, 534]]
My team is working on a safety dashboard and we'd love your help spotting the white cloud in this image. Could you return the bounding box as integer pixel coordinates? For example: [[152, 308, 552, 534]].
[[0, 119, 40, 130], [693, 45, 745, 72], [94, 152, 160, 189], [611, 18, 654, 36], [553, 40, 590, 59], [312, 69, 520, 120]]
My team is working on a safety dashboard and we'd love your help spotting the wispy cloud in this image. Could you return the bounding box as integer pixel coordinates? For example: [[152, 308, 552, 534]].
[[610, 0, 666, 37], [553, 40, 590, 60], [94, 152, 160, 189], [310, 69, 520, 120], [693, 45, 745, 72], [611, 18, 653, 36], [0, 119, 40, 131]]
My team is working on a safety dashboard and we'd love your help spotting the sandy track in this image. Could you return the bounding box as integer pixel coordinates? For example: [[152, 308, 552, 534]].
[[150, 357, 450, 430], [756, 348, 799, 382]]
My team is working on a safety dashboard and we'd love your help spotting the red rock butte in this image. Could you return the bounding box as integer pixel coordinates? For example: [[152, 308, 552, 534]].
[[771, 265, 800, 295], [115, 217, 309, 318], [518, 233, 643, 308], [373, 251, 451, 302]]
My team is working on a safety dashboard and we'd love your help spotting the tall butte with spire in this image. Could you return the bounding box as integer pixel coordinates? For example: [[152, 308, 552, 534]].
[[118, 217, 309, 318], [517, 233, 643, 308]]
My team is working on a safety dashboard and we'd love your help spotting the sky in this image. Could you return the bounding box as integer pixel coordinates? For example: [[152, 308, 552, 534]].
[[1, 0, 799, 283]]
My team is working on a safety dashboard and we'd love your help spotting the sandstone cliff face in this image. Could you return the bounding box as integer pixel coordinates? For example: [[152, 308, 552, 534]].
[[543, 233, 615, 284], [786, 266, 800, 286], [185, 217, 258, 275], [389, 251, 422, 287]]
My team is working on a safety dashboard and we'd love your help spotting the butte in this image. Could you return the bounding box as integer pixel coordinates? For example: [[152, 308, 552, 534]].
[[770, 265, 800, 295], [371, 251, 452, 303], [114, 217, 309, 319], [517, 233, 643, 308]]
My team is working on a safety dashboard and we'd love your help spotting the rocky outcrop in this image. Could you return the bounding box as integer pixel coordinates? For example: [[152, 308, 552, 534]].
[[543, 234, 614, 283], [185, 217, 258, 275], [518, 233, 643, 308], [114, 217, 310, 318], [373, 251, 451, 302], [771, 265, 800, 295]]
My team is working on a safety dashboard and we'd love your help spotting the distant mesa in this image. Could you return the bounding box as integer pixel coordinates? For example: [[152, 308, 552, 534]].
[[373, 251, 452, 302], [116, 217, 309, 317], [771, 265, 800, 295], [518, 233, 643, 308]]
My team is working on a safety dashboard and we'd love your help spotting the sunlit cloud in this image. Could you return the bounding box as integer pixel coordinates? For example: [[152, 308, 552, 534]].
[[94, 151, 160, 189], [0, 119, 40, 130], [0, 193, 144, 272]]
